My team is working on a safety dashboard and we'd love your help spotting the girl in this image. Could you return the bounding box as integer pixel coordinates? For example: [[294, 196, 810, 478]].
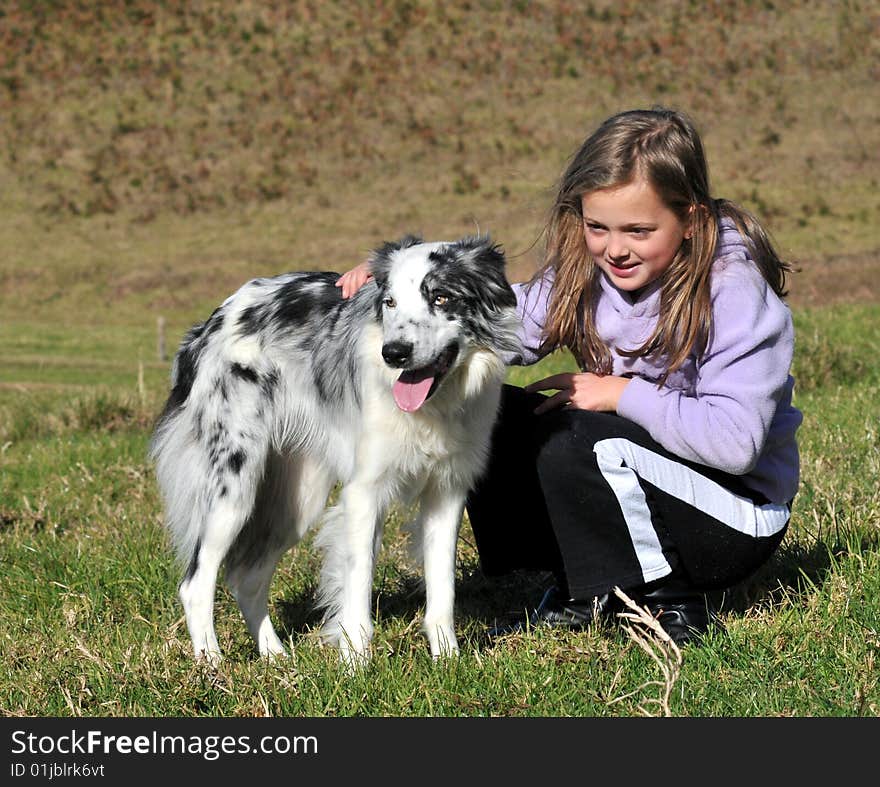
[[338, 108, 802, 645]]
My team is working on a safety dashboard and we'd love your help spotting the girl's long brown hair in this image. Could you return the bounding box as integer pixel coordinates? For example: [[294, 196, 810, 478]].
[[533, 108, 791, 383]]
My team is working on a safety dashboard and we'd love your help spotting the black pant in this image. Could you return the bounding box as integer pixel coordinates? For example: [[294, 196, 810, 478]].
[[466, 386, 789, 600]]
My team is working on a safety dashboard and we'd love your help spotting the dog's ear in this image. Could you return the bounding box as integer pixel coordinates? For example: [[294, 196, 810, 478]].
[[469, 236, 507, 274], [450, 235, 516, 310], [446, 235, 506, 271], [368, 235, 423, 287]]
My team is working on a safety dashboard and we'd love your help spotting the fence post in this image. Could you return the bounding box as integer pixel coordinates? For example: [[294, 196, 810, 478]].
[[157, 316, 167, 362], [138, 359, 146, 407]]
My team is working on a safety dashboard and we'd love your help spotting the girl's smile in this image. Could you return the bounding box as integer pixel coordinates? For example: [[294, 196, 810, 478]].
[[581, 178, 691, 293]]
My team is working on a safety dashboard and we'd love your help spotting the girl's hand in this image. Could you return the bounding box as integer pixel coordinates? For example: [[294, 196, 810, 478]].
[[525, 372, 630, 414], [335, 261, 373, 299]]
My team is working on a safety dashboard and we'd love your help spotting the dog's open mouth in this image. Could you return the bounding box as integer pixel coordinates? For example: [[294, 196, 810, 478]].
[[392, 343, 459, 412]]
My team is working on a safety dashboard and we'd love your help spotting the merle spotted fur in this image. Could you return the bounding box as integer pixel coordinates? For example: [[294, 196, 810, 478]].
[[150, 234, 520, 664]]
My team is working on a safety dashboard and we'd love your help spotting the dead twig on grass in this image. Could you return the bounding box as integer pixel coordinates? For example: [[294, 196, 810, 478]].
[[609, 587, 683, 717]]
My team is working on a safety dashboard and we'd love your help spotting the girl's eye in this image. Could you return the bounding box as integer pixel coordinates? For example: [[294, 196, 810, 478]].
[[433, 294, 449, 307], [383, 297, 396, 308]]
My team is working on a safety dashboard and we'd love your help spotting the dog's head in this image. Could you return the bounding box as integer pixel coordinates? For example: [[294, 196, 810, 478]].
[[368, 235, 519, 412]]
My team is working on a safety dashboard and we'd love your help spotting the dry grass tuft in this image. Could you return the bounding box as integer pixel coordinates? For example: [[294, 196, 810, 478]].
[[609, 587, 683, 717]]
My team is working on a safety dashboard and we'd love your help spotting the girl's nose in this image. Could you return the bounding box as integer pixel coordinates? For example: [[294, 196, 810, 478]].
[[607, 232, 629, 260]]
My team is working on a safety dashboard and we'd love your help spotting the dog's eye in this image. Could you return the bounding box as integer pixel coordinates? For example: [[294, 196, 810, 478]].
[[433, 294, 449, 307], [383, 297, 396, 309]]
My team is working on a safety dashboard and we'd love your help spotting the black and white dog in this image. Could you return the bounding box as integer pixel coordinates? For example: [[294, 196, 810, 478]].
[[150, 235, 520, 664]]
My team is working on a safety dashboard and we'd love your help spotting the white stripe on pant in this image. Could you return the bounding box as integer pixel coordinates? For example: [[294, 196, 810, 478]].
[[593, 438, 790, 586]]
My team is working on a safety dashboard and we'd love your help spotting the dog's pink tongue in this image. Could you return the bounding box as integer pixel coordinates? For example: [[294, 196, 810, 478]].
[[393, 371, 435, 412]]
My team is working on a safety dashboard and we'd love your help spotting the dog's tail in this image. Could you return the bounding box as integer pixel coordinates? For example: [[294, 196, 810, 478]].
[[149, 319, 215, 572], [149, 408, 207, 573]]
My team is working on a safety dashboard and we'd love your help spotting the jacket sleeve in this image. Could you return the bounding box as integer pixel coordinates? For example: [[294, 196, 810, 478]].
[[505, 273, 555, 366], [616, 263, 795, 475]]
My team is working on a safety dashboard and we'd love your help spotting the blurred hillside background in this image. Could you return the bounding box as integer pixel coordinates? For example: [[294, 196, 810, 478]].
[[1, 0, 878, 331]]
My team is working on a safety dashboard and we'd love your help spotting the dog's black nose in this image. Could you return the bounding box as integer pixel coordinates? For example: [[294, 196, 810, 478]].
[[382, 341, 413, 367]]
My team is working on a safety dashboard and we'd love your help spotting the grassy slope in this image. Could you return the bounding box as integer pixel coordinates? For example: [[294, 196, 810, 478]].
[[1, 335, 877, 717], [1, 1, 878, 328], [0, 1, 878, 716]]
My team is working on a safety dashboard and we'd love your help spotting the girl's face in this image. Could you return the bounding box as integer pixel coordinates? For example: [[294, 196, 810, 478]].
[[581, 177, 691, 293]]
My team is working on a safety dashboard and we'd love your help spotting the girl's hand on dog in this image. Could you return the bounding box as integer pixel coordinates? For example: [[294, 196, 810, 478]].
[[336, 261, 373, 299], [526, 372, 630, 414]]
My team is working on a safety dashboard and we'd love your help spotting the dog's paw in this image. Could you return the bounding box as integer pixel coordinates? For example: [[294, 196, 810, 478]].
[[337, 640, 372, 673], [258, 643, 290, 661], [424, 622, 459, 660], [195, 647, 223, 668], [257, 628, 290, 660]]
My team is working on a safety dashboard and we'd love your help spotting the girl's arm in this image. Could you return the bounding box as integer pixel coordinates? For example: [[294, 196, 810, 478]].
[[508, 273, 554, 366], [335, 260, 373, 299], [526, 372, 630, 413], [617, 262, 794, 475]]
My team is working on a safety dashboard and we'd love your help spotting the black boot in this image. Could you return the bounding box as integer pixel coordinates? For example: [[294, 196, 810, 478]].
[[487, 586, 617, 639], [632, 577, 720, 646]]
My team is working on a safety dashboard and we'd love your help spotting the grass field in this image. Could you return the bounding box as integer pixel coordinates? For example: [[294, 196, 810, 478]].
[[1, 1, 878, 717]]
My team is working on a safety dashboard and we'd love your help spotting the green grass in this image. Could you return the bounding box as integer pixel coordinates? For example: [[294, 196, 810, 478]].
[[1, 305, 878, 717]]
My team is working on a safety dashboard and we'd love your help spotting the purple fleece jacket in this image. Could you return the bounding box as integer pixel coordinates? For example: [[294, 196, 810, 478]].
[[511, 220, 803, 504]]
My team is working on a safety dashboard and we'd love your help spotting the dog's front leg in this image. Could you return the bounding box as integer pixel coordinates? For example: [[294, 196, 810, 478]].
[[419, 481, 465, 659], [334, 482, 383, 667]]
